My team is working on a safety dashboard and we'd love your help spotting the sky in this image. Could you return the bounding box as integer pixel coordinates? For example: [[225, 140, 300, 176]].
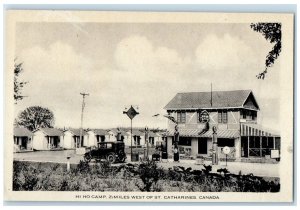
[[14, 22, 281, 131]]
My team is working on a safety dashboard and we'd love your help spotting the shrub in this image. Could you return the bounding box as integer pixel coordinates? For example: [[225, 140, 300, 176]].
[[12, 161, 280, 192]]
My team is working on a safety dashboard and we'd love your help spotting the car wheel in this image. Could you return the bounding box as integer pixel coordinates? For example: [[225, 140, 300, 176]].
[[84, 153, 92, 162], [107, 153, 116, 164]]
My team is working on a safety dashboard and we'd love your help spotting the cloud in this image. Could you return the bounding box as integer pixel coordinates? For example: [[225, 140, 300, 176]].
[[15, 33, 280, 130], [195, 34, 256, 71], [19, 42, 91, 86], [17, 42, 97, 126], [114, 35, 190, 82]]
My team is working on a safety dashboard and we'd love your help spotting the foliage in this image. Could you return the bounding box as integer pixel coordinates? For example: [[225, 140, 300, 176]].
[[13, 161, 280, 192], [14, 60, 28, 103], [15, 106, 55, 131], [136, 160, 164, 191], [250, 23, 281, 79]]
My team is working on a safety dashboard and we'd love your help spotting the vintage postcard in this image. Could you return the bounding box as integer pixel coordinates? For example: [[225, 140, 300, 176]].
[[4, 10, 294, 202]]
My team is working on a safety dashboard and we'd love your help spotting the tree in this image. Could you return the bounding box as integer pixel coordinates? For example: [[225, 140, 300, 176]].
[[14, 60, 28, 103], [15, 106, 55, 131], [250, 23, 282, 79]]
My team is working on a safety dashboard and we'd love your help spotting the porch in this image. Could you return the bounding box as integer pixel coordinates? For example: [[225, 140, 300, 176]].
[[240, 123, 280, 160], [46, 136, 63, 150], [14, 136, 33, 152]]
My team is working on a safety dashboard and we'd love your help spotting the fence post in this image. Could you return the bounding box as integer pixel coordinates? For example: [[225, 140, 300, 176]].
[[66, 156, 71, 172]]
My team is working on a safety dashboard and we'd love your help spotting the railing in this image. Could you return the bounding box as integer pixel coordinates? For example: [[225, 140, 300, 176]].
[[249, 148, 272, 157]]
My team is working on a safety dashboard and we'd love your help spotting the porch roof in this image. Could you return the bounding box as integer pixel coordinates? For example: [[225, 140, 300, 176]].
[[241, 123, 280, 137], [14, 127, 33, 137], [166, 128, 239, 138]]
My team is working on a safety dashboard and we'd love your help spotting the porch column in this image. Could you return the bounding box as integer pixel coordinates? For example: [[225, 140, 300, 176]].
[[235, 137, 241, 159], [273, 137, 276, 149], [167, 137, 173, 155], [191, 137, 198, 156], [259, 136, 262, 157], [30, 137, 33, 150], [247, 136, 250, 157], [48, 137, 51, 149]]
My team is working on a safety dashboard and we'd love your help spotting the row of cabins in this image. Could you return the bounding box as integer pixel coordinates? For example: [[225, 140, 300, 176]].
[[163, 90, 281, 162], [13, 127, 162, 152], [14, 89, 281, 162]]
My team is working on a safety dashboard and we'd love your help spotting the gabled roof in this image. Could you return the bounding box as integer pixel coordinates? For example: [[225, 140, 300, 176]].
[[108, 128, 129, 136], [125, 128, 144, 136], [93, 129, 108, 136], [34, 128, 64, 136], [164, 90, 259, 110], [64, 128, 87, 136], [148, 131, 159, 137], [14, 127, 33, 137]]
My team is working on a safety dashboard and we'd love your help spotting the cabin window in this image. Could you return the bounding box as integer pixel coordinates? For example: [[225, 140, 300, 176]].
[[177, 112, 186, 123], [218, 111, 227, 123]]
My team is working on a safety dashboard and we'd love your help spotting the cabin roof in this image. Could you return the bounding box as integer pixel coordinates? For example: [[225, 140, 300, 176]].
[[164, 90, 259, 110], [64, 128, 87, 136], [93, 129, 109, 136], [108, 128, 130, 136], [35, 128, 64, 136], [14, 127, 33, 137]]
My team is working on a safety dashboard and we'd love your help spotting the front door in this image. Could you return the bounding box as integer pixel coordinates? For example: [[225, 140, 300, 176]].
[[21, 137, 27, 149], [198, 138, 207, 154]]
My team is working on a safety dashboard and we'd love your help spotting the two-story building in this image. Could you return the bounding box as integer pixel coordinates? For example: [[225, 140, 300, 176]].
[[164, 90, 280, 161]]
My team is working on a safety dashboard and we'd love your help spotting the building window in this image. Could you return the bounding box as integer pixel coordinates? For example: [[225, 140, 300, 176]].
[[218, 138, 235, 147], [252, 111, 257, 120], [178, 137, 191, 146], [218, 111, 227, 123], [177, 112, 186, 123], [241, 110, 247, 119]]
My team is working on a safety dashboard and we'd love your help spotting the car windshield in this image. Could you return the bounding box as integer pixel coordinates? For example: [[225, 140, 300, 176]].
[[98, 143, 113, 149]]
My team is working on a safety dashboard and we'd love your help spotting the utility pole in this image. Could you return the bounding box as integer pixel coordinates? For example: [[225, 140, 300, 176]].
[[79, 92, 89, 149], [211, 83, 213, 107]]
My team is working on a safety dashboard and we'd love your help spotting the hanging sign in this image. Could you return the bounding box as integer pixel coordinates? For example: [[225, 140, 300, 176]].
[[199, 110, 210, 123]]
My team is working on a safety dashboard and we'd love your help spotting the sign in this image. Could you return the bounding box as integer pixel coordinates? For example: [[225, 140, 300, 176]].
[[223, 146, 231, 155], [199, 110, 210, 123], [125, 106, 139, 120], [271, 149, 280, 158]]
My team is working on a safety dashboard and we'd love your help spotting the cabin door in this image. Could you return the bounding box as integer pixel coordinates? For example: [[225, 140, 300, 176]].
[[21, 137, 27, 149]]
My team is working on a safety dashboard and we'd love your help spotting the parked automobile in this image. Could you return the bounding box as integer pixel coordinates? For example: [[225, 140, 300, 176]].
[[84, 141, 127, 163]]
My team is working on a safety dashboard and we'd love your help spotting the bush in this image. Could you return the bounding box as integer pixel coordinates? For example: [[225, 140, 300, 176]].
[[12, 161, 280, 192]]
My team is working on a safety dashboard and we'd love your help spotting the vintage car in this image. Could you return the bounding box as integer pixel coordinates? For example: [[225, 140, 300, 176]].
[[83, 141, 127, 163]]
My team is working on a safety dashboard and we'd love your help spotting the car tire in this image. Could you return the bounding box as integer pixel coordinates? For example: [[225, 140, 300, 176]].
[[107, 153, 116, 164]]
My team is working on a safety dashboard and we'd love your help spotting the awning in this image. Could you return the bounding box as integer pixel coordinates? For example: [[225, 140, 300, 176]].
[[240, 123, 280, 137], [166, 128, 239, 138]]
